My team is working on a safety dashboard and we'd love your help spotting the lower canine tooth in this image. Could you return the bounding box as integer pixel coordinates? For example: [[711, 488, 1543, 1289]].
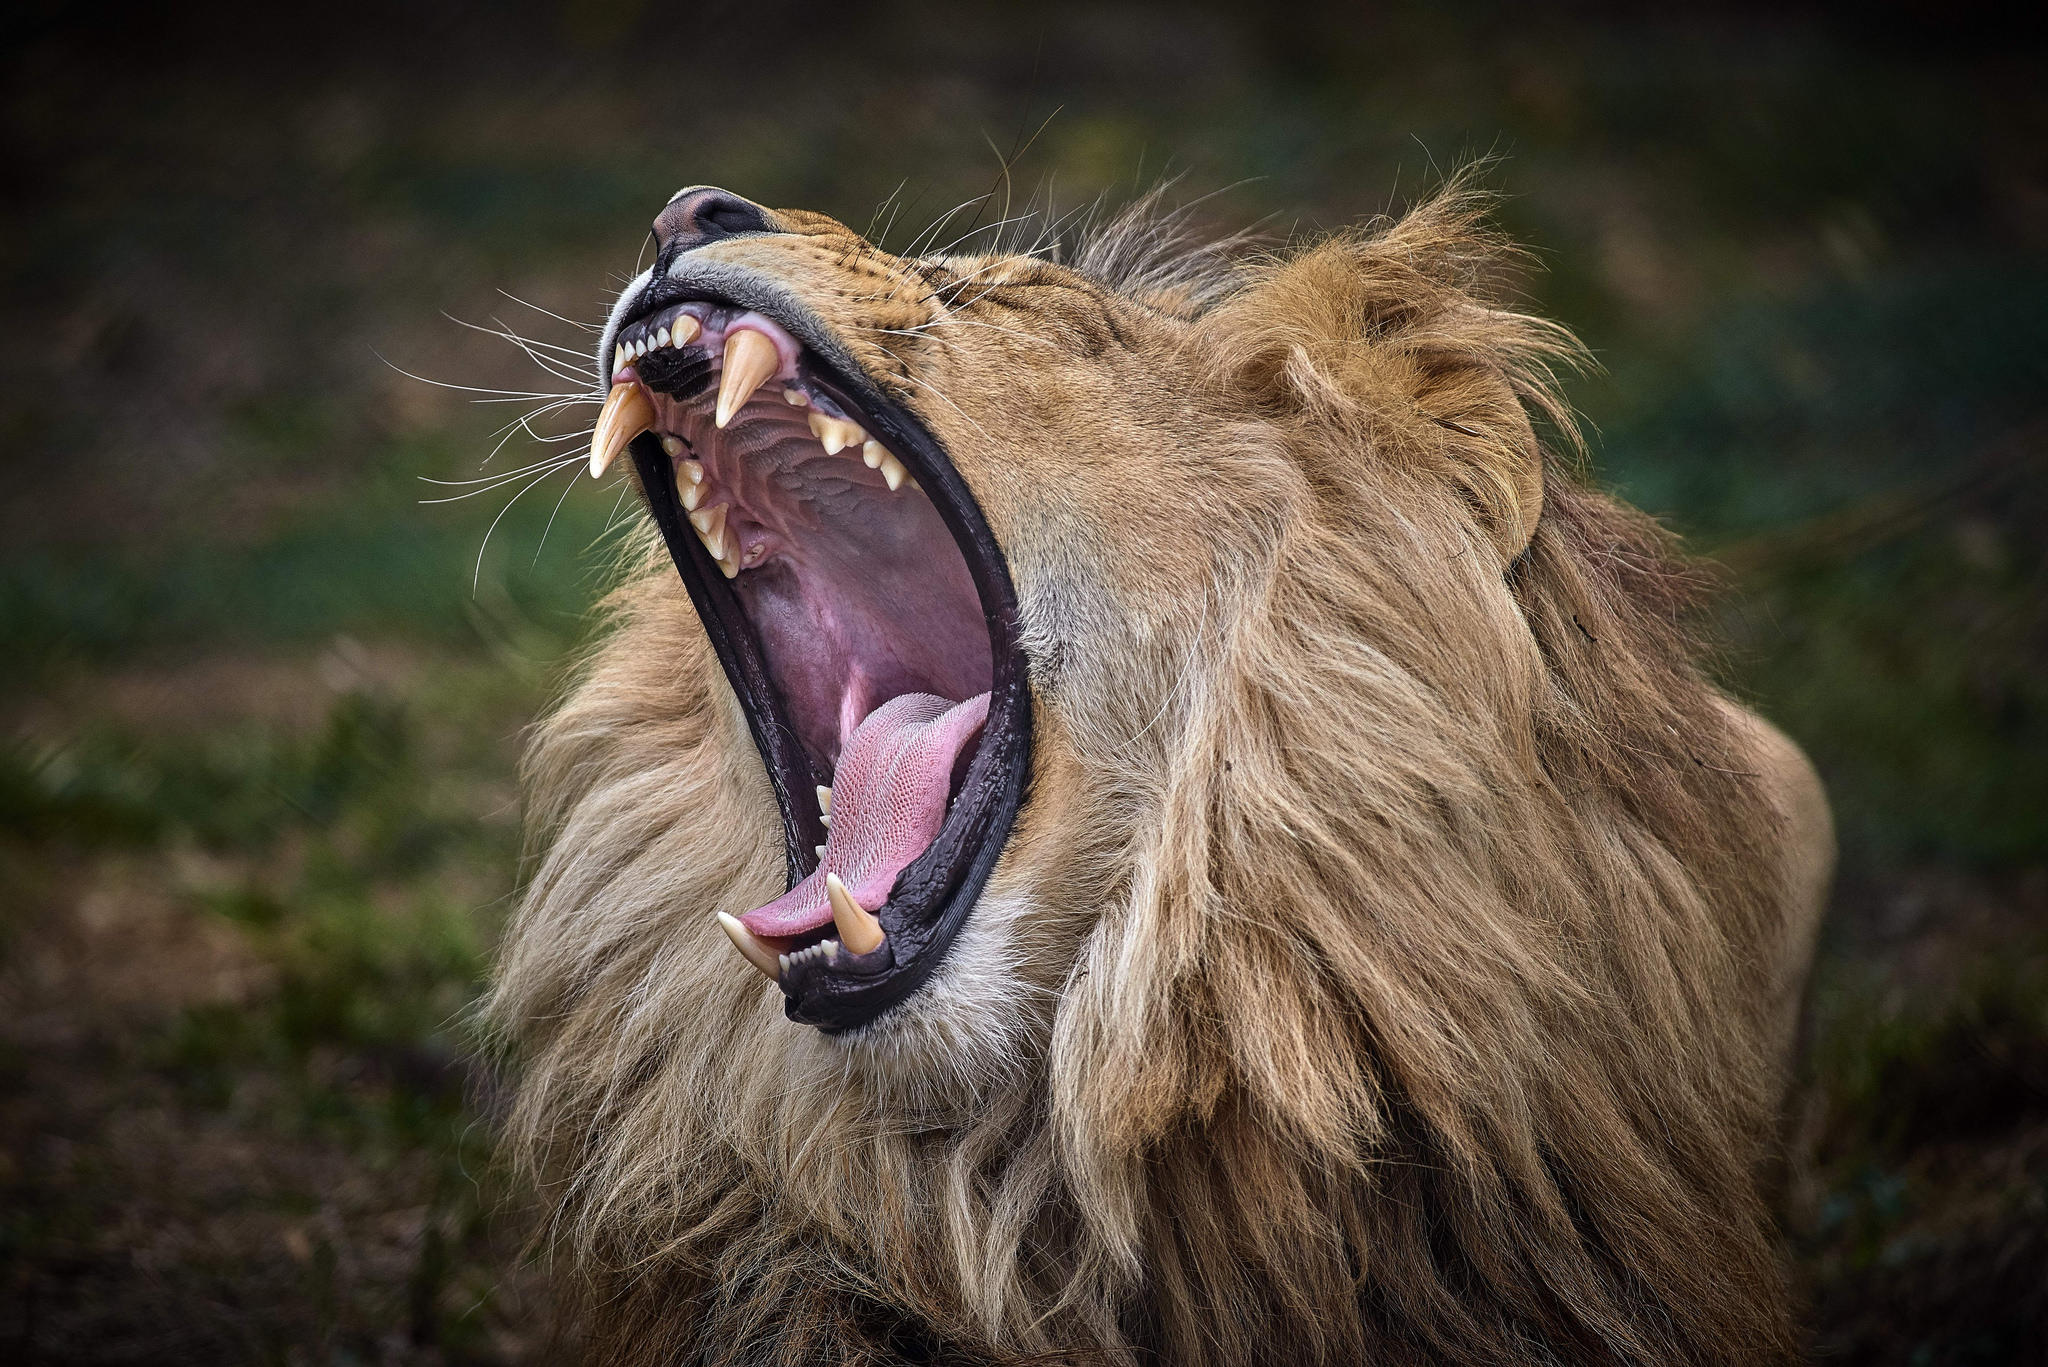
[[825, 874, 885, 955], [716, 328, 780, 428], [689, 504, 727, 560], [716, 912, 780, 981], [589, 381, 655, 478]]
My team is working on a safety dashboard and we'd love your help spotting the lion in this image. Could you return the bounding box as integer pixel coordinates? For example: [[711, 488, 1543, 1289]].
[[488, 179, 1834, 1366]]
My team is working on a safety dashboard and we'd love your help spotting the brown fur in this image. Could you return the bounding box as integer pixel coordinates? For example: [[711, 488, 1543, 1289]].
[[488, 185, 1833, 1365]]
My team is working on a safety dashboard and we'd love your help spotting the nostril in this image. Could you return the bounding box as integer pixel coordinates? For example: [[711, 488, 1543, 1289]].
[[654, 187, 774, 255]]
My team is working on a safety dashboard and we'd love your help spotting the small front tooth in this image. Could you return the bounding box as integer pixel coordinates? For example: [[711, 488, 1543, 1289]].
[[716, 328, 781, 428], [815, 844, 827, 860], [823, 940, 840, 965], [807, 412, 866, 455], [819, 813, 831, 830], [825, 873, 885, 955], [655, 326, 670, 348], [613, 343, 627, 372], [660, 434, 684, 457], [716, 912, 780, 981], [782, 388, 808, 407], [816, 785, 832, 814], [588, 381, 656, 478], [689, 504, 727, 559], [630, 338, 644, 359], [878, 452, 909, 492], [861, 439, 886, 470]]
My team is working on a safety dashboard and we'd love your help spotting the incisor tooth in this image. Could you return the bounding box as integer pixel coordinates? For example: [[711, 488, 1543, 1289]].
[[655, 326, 670, 348], [814, 844, 827, 860], [716, 328, 780, 428], [716, 912, 780, 981], [688, 504, 727, 560], [806, 411, 866, 455], [878, 452, 909, 492], [815, 785, 832, 814], [825, 873, 885, 955], [660, 434, 684, 457], [589, 381, 655, 478]]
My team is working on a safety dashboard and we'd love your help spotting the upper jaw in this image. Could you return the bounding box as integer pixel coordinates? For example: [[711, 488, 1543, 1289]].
[[599, 261, 1034, 1033]]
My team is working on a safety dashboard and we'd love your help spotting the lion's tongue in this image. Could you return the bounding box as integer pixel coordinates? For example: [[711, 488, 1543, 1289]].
[[739, 691, 989, 940]]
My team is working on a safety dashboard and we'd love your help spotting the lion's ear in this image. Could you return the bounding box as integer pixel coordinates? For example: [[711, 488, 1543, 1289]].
[[1207, 191, 1583, 566]]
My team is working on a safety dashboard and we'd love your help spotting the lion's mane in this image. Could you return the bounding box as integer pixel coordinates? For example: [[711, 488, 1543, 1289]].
[[490, 189, 1815, 1366]]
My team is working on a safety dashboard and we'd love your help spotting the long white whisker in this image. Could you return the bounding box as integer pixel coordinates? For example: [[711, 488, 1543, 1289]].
[[495, 288, 602, 333], [374, 351, 583, 401], [473, 459, 579, 590], [530, 457, 585, 566], [421, 454, 582, 505]]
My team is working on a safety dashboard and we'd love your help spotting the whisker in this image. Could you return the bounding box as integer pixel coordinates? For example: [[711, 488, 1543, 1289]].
[[495, 288, 602, 333], [473, 458, 581, 590]]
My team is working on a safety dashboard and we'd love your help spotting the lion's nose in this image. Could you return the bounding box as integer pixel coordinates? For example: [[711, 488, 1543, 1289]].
[[653, 187, 775, 256]]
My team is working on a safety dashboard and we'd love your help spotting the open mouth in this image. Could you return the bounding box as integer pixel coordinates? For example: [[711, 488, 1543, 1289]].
[[590, 286, 1030, 1032]]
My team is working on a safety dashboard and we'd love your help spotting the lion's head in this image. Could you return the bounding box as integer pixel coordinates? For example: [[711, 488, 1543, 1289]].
[[490, 182, 1826, 1365]]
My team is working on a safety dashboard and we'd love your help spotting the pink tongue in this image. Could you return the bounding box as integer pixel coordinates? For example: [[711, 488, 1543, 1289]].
[[739, 691, 990, 940]]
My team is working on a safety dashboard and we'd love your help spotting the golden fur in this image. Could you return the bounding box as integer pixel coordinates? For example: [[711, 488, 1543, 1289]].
[[489, 186, 1833, 1365]]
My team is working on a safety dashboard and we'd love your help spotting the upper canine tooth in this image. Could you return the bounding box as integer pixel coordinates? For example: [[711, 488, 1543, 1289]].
[[807, 412, 865, 455], [688, 504, 727, 560], [588, 381, 655, 478], [716, 328, 780, 428], [825, 873, 885, 955], [716, 912, 780, 981], [878, 452, 909, 492]]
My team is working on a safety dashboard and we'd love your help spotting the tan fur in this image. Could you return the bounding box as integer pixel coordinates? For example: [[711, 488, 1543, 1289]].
[[489, 186, 1833, 1365]]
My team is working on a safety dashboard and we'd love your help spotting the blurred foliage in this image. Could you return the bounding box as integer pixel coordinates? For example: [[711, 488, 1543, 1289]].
[[1, 1, 2043, 1362]]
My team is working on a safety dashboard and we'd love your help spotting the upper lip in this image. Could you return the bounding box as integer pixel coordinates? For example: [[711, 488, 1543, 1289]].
[[594, 267, 1032, 1032]]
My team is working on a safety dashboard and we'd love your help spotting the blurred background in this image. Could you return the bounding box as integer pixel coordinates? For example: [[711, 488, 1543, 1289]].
[[2, 1, 2043, 1361]]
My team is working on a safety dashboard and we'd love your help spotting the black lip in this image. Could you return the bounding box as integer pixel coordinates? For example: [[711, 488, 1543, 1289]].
[[614, 278, 1031, 1032]]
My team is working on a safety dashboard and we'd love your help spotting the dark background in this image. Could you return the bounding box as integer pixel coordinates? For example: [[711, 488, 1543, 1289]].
[[3, 2, 2044, 1361]]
